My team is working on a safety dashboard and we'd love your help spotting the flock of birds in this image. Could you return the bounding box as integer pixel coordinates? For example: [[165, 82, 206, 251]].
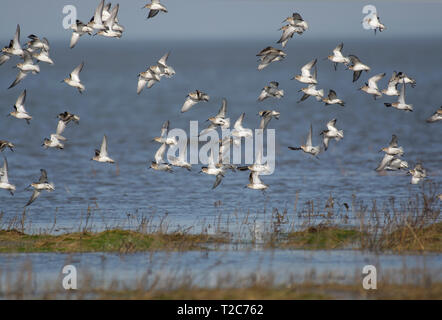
[[0, 2, 441, 208]]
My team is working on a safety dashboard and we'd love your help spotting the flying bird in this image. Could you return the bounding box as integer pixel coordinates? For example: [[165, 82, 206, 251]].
[[348, 55, 370, 82], [408, 163, 426, 184], [150, 143, 173, 172], [323, 90, 345, 106], [92, 135, 115, 163], [181, 90, 210, 113], [384, 84, 413, 112], [288, 123, 320, 157], [0, 157, 16, 195], [258, 81, 284, 101], [426, 106, 442, 123], [0, 140, 14, 152], [8, 50, 40, 89], [326, 43, 350, 71], [9, 90, 32, 124], [143, 0, 168, 19], [258, 110, 280, 130], [25, 169, 55, 207], [70, 20, 93, 49], [359, 73, 385, 100], [63, 62, 85, 93], [1, 24, 23, 66], [153, 120, 177, 145], [320, 119, 344, 151], [256, 46, 286, 70], [293, 59, 317, 84]]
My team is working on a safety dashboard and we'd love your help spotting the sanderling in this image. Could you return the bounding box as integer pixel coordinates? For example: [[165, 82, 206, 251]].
[[1, 25, 23, 66], [326, 43, 350, 71], [0, 157, 16, 195], [408, 163, 426, 184], [384, 84, 413, 112], [385, 158, 408, 171], [92, 135, 115, 163], [258, 110, 280, 130], [150, 143, 173, 172], [143, 0, 168, 19], [0, 140, 14, 152], [97, 4, 122, 38], [153, 120, 177, 145], [364, 13, 386, 34], [87, 0, 106, 31], [257, 46, 286, 70], [359, 73, 385, 100], [181, 90, 210, 113], [200, 99, 229, 136], [232, 113, 253, 144], [320, 119, 344, 151], [200, 150, 225, 189], [293, 59, 317, 84], [58, 111, 80, 124], [25, 169, 55, 207], [258, 81, 284, 101], [298, 84, 324, 103], [323, 89, 345, 107], [381, 72, 400, 96], [283, 12, 308, 31], [396, 72, 416, 88], [426, 106, 442, 123], [288, 123, 320, 157], [9, 90, 32, 124], [43, 120, 67, 150], [348, 55, 370, 82], [380, 134, 404, 156], [63, 62, 85, 93]]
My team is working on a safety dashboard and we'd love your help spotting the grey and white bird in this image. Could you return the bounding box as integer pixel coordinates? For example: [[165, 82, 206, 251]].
[[102, 3, 124, 32], [348, 55, 370, 82], [380, 134, 404, 156], [0, 157, 16, 195], [232, 113, 253, 144], [258, 110, 280, 130], [200, 149, 226, 189], [43, 120, 67, 150], [32, 47, 54, 65], [283, 12, 308, 31], [256, 46, 286, 70], [426, 106, 442, 123], [359, 73, 385, 100], [288, 123, 320, 157], [87, 0, 106, 31], [9, 89, 32, 124], [298, 84, 324, 103], [143, 0, 168, 19], [168, 148, 191, 171], [385, 157, 408, 171], [364, 13, 386, 35], [408, 163, 426, 185], [384, 84, 413, 112], [293, 59, 317, 84], [246, 171, 268, 191], [381, 72, 400, 96], [26, 34, 50, 52], [0, 140, 14, 152], [70, 20, 93, 49], [396, 72, 416, 88], [181, 90, 210, 113], [326, 43, 350, 71], [97, 4, 122, 38], [25, 169, 55, 207], [150, 143, 173, 172], [1, 24, 23, 66], [277, 24, 304, 48], [137, 67, 160, 94], [8, 50, 40, 89], [63, 62, 85, 93], [92, 135, 115, 163], [258, 81, 284, 101], [323, 89, 345, 107], [153, 120, 177, 145], [58, 111, 80, 124], [320, 119, 344, 151], [200, 99, 230, 136]]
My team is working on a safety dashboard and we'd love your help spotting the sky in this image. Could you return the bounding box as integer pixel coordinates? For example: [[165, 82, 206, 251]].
[[0, 0, 442, 42]]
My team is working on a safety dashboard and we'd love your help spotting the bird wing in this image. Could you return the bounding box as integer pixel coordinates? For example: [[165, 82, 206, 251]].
[[301, 58, 316, 77], [212, 174, 223, 189], [326, 119, 337, 131], [0, 54, 11, 65], [1, 158, 9, 183], [55, 120, 66, 136], [15, 90, 27, 112], [160, 120, 169, 139], [23, 50, 33, 64], [100, 135, 109, 157], [333, 43, 344, 57], [70, 62, 84, 82], [389, 134, 398, 148], [94, 0, 105, 25], [25, 190, 41, 207], [104, 4, 119, 30], [269, 81, 279, 88], [39, 169, 48, 183], [216, 98, 227, 118], [328, 89, 337, 100], [154, 143, 167, 164], [306, 124, 313, 147], [181, 97, 197, 113], [137, 76, 147, 94], [376, 154, 394, 171], [234, 113, 245, 130], [70, 32, 80, 49], [368, 73, 385, 89], [157, 51, 170, 67], [13, 24, 21, 50], [398, 84, 405, 104], [8, 71, 27, 89]]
